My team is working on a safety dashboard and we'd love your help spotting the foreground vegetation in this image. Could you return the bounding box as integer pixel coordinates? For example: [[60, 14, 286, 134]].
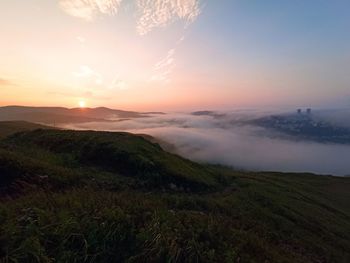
[[0, 122, 349, 262]]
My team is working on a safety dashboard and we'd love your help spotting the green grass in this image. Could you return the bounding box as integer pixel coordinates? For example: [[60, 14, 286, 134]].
[[0, 121, 54, 139], [0, 122, 349, 262]]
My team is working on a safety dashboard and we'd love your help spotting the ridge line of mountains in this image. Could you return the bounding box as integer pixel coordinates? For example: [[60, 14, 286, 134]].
[[0, 105, 165, 124]]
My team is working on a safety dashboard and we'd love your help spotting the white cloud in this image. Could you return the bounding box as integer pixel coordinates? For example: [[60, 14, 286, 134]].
[[136, 0, 201, 35], [59, 0, 122, 21], [76, 36, 86, 43], [150, 48, 176, 83], [60, 1, 201, 86], [59, 0, 201, 34], [177, 35, 186, 44], [73, 65, 103, 85], [110, 76, 128, 90]]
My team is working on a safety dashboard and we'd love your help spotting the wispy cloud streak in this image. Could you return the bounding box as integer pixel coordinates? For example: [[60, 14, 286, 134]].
[[59, 0, 122, 21], [150, 48, 176, 82], [110, 75, 128, 90], [73, 65, 103, 85], [136, 0, 201, 35]]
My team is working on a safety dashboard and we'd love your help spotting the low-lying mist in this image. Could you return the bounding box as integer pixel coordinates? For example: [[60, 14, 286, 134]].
[[61, 111, 350, 176]]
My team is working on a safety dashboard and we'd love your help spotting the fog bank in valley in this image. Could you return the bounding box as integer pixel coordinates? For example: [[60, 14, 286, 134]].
[[61, 111, 350, 176]]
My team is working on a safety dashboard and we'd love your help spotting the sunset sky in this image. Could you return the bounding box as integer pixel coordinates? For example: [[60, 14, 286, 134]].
[[0, 0, 349, 110]]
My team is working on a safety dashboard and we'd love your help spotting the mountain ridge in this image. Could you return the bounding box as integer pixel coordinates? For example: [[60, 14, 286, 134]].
[[0, 105, 165, 124]]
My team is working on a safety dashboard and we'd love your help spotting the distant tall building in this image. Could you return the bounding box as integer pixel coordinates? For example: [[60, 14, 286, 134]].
[[306, 108, 312, 114]]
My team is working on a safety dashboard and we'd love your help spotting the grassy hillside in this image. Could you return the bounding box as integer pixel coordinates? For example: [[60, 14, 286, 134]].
[[0, 121, 54, 139], [0, 122, 349, 262]]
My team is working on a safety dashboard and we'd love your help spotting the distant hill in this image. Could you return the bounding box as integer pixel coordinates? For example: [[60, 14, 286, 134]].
[[0, 121, 349, 262], [0, 105, 155, 125], [191, 110, 226, 118]]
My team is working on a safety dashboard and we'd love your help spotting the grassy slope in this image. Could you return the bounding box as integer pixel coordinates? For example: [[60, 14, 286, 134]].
[[0, 122, 349, 263], [0, 121, 54, 139]]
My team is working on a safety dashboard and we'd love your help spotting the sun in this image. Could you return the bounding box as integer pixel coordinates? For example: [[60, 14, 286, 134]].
[[78, 100, 86, 108]]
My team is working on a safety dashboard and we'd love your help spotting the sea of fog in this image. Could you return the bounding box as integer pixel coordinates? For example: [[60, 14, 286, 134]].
[[61, 111, 350, 176]]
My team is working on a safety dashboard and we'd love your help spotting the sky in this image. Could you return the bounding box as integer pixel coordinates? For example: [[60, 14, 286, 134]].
[[0, 0, 349, 111]]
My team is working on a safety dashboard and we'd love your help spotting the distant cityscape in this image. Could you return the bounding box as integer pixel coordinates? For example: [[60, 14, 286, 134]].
[[251, 109, 350, 144], [297, 108, 312, 114]]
